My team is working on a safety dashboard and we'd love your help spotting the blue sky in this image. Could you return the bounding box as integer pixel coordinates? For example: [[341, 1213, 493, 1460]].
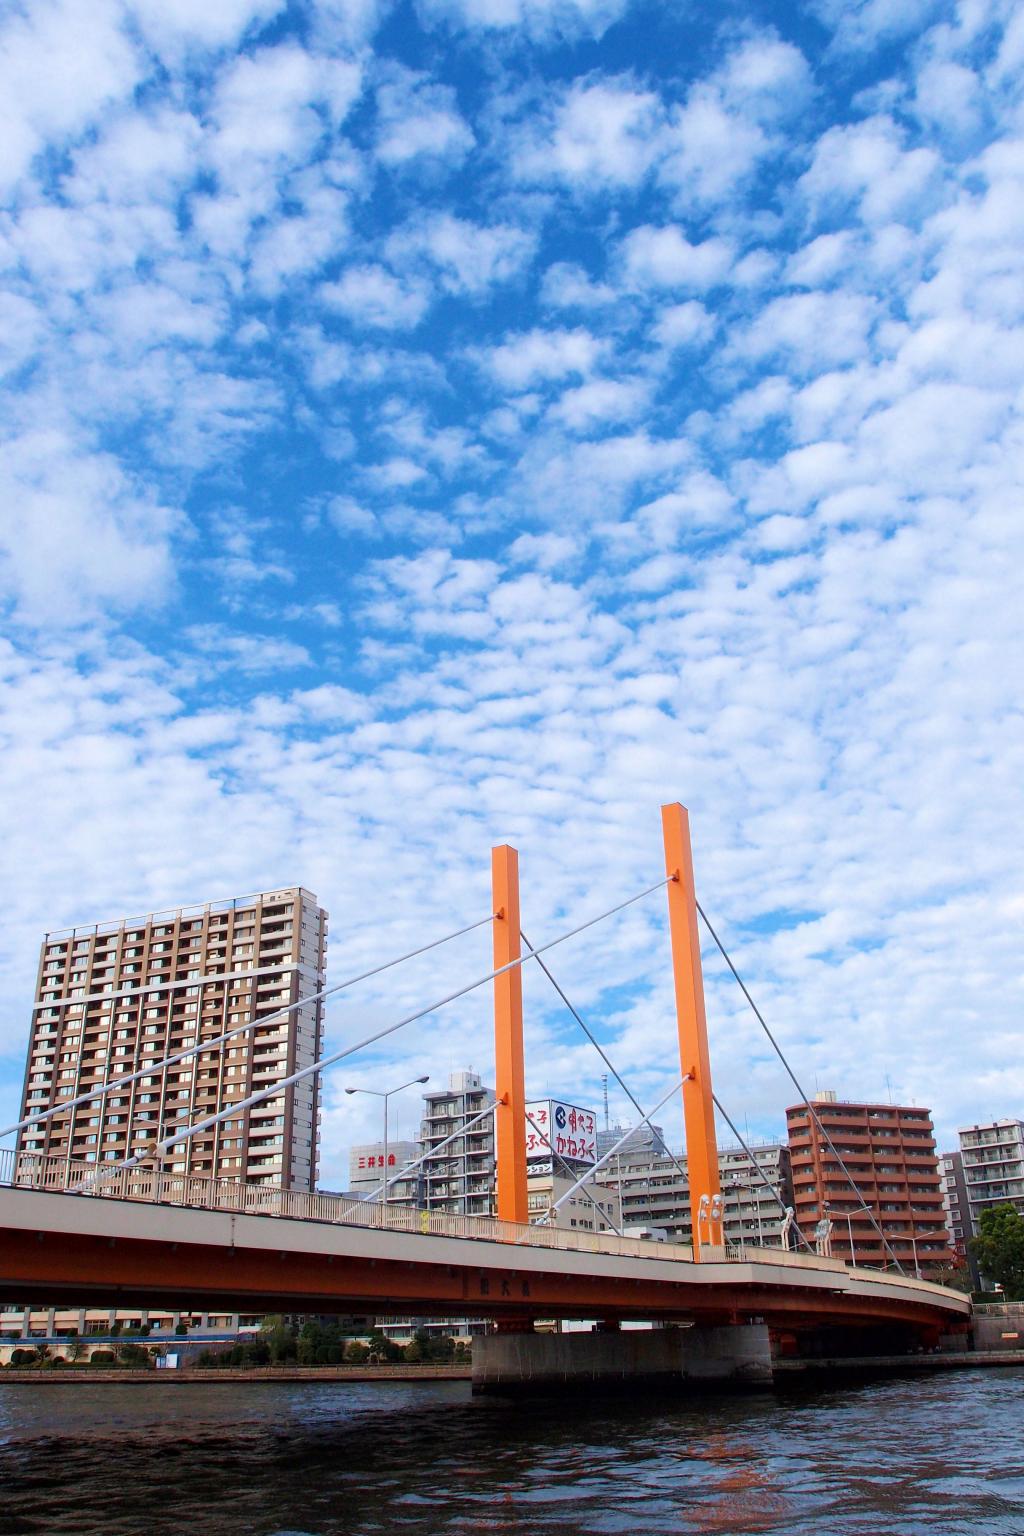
[[1, 0, 1022, 1178]]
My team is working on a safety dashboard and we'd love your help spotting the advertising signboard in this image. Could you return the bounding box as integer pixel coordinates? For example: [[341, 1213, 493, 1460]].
[[525, 1100, 597, 1166]]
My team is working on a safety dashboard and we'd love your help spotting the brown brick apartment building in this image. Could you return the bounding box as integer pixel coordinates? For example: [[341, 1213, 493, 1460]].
[[786, 1093, 953, 1273]]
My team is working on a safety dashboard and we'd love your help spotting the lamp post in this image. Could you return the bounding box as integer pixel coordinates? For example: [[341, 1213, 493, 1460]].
[[345, 1076, 429, 1206], [729, 1176, 763, 1252]]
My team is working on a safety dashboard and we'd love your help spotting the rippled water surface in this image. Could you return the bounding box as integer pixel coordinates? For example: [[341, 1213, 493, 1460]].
[[2, 1372, 1023, 1536]]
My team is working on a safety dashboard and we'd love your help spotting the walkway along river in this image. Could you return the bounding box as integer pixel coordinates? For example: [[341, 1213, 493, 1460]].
[[2, 1370, 1024, 1536]]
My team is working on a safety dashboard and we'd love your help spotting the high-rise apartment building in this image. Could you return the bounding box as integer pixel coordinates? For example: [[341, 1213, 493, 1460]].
[[785, 1093, 952, 1272], [958, 1119, 1024, 1233], [18, 887, 327, 1191], [418, 1070, 496, 1216]]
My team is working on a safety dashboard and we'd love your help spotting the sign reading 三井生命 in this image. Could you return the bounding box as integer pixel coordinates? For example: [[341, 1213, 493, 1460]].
[[524, 1100, 597, 1165]]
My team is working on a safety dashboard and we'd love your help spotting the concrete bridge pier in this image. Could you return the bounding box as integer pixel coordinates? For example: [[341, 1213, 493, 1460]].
[[471, 1323, 774, 1394]]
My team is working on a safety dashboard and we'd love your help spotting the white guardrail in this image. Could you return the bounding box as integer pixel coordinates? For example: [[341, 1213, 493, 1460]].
[[0, 1149, 959, 1298]]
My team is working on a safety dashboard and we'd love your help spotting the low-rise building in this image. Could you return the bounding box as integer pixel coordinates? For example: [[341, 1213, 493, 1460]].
[[600, 1141, 795, 1250], [0, 1306, 260, 1365], [526, 1169, 622, 1233], [347, 1140, 422, 1203]]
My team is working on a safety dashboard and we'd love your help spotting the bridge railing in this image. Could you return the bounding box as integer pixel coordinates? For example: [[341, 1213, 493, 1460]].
[[0, 1149, 696, 1263]]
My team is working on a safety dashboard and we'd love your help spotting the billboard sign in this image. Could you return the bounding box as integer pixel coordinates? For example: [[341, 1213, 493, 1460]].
[[525, 1100, 597, 1166]]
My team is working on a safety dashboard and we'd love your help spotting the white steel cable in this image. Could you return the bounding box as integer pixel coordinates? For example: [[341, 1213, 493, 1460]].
[[113, 875, 675, 1172], [695, 899, 906, 1275], [3, 914, 495, 1143]]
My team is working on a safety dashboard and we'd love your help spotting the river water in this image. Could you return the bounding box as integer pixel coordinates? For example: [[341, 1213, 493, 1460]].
[[1, 1371, 1023, 1536]]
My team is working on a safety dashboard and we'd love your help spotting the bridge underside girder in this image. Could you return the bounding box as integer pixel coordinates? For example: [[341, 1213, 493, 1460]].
[[0, 1222, 962, 1342]]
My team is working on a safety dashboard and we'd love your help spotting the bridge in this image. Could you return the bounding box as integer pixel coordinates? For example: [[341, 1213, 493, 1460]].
[[0, 805, 972, 1387]]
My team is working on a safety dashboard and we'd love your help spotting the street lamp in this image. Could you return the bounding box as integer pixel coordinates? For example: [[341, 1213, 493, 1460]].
[[345, 1076, 429, 1206], [842, 1202, 875, 1266]]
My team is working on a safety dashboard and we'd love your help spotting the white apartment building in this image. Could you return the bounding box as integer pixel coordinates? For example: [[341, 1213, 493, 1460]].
[[958, 1119, 1024, 1232], [419, 1070, 496, 1216]]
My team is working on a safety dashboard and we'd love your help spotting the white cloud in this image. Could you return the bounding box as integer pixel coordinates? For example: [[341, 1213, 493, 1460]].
[[733, 291, 877, 371], [0, 429, 180, 623], [0, 0, 141, 195], [386, 213, 535, 294], [509, 531, 581, 570], [813, 0, 944, 55], [68, 106, 203, 203], [129, 0, 286, 61], [198, 44, 362, 261], [550, 376, 649, 431], [540, 262, 618, 309], [416, 0, 631, 40], [327, 495, 380, 535], [800, 115, 941, 225], [186, 624, 312, 672], [660, 34, 812, 205], [321, 265, 431, 329], [620, 224, 734, 291], [480, 327, 604, 389], [784, 231, 855, 288], [514, 77, 662, 189], [2, 0, 1024, 1178], [375, 68, 474, 166], [651, 300, 714, 349]]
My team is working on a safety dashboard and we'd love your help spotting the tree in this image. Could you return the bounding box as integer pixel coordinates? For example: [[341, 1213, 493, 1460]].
[[117, 1342, 152, 1368], [259, 1315, 297, 1364], [971, 1205, 1024, 1299]]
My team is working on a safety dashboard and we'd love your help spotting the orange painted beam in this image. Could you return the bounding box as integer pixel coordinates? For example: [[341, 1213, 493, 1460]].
[[0, 1227, 957, 1332], [662, 803, 722, 1256], [492, 844, 527, 1224]]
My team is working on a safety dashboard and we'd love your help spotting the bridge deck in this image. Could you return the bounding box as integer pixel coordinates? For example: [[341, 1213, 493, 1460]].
[[0, 1178, 971, 1333]]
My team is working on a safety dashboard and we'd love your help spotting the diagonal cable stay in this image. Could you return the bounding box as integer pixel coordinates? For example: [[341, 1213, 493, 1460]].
[[522, 929, 814, 1253], [696, 898, 905, 1274]]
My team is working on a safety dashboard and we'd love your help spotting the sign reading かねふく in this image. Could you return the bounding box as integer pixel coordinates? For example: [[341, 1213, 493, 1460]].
[[524, 1100, 597, 1166]]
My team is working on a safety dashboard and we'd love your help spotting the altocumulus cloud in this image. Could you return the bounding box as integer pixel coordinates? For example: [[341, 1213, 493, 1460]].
[[0, 0, 1023, 1174]]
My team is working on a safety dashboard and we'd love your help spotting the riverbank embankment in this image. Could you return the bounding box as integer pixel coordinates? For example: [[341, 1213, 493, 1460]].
[[0, 1362, 472, 1384]]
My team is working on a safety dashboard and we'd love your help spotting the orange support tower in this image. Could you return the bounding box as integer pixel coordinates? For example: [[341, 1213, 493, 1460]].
[[492, 844, 528, 1225], [662, 803, 723, 1257]]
